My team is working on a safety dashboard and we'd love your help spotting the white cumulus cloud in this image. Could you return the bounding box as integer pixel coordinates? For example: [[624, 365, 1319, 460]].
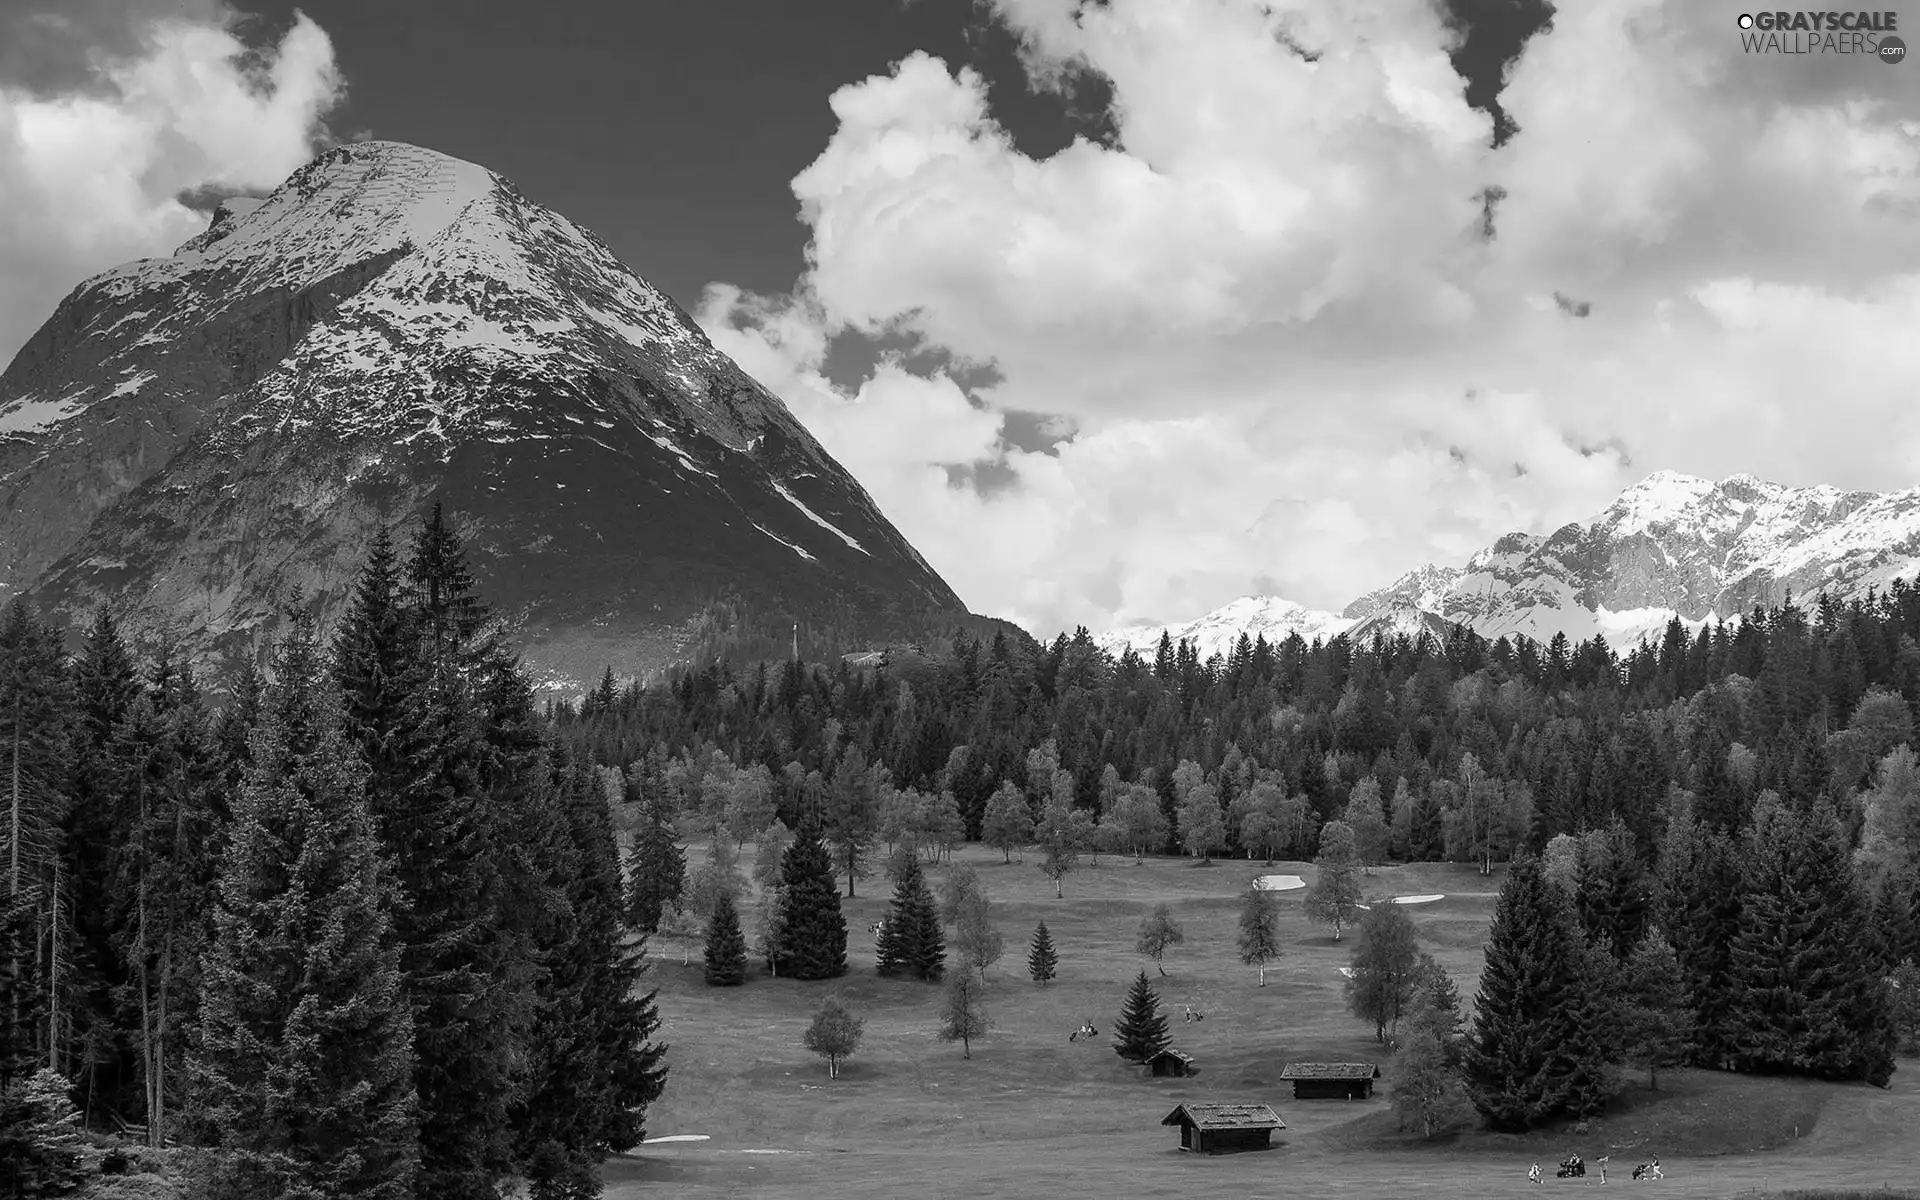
[[0, 4, 344, 367], [703, 0, 1920, 639]]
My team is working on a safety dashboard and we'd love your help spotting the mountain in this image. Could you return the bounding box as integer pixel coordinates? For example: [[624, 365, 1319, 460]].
[[1094, 596, 1354, 662], [1098, 470, 1920, 658], [0, 140, 965, 687]]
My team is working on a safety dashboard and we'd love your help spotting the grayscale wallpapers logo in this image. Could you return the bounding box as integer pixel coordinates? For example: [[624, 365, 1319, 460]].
[[1736, 11, 1905, 60]]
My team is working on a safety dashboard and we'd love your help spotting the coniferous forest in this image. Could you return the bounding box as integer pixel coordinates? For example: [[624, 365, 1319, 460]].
[[7, 507, 1920, 1193], [0, 507, 666, 1198]]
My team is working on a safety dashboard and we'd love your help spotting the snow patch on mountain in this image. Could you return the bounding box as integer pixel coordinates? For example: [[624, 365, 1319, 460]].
[[1095, 595, 1355, 661], [773, 481, 869, 556]]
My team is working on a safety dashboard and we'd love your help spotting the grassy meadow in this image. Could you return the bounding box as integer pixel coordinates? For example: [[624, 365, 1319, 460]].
[[609, 845, 1920, 1199]]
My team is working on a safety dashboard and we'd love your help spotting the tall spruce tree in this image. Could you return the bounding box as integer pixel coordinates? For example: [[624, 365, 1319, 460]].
[[1027, 921, 1058, 986], [625, 793, 686, 935], [1573, 817, 1650, 960], [111, 649, 224, 1146], [772, 829, 847, 980], [0, 601, 73, 1085], [875, 855, 943, 981], [1464, 855, 1613, 1130], [190, 616, 418, 1199], [1112, 970, 1171, 1063], [704, 892, 748, 987], [1655, 809, 1746, 1067], [511, 753, 669, 1197], [65, 609, 144, 1117], [1727, 797, 1897, 1085], [333, 512, 530, 1198]]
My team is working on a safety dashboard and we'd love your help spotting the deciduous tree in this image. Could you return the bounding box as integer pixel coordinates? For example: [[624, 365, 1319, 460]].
[[1135, 904, 1184, 976], [803, 998, 863, 1079]]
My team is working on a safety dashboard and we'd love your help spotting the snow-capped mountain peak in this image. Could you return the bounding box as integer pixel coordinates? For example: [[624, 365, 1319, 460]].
[[1098, 470, 1920, 660], [0, 140, 962, 685]]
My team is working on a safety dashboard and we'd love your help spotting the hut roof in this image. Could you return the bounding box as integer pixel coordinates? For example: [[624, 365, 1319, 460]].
[[1160, 1103, 1284, 1131], [1146, 1048, 1196, 1066], [1279, 1062, 1381, 1081]]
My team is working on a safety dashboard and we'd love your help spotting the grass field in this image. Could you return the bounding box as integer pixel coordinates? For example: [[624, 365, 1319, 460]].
[[609, 845, 1920, 1200]]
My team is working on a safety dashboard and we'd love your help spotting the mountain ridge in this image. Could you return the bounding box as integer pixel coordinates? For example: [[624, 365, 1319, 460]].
[[1095, 469, 1920, 661]]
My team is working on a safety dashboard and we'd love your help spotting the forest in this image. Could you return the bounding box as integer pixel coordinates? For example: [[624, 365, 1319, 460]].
[[7, 516, 1920, 1192], [568, 582, 1920, 1113], [0, 509, 667, 1199]]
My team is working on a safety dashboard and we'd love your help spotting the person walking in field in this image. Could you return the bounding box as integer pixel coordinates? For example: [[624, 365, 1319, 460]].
[[1528, 1162, 1542, 1184]]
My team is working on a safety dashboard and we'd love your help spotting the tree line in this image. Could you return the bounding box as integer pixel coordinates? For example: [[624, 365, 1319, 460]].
[[0, 508, 668, 1199]]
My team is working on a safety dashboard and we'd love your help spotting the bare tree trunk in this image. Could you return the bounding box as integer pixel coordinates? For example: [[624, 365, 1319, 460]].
[[8, 705, 19, 893], [48, 857, 62, 1072], [155, 939, 172, 1147], [9, 708, 21, 1046]]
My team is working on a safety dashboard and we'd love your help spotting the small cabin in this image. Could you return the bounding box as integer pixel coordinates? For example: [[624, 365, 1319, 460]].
[[1279, 1062, 1381, 1100], [1146, 1048, 1198, 1078], [1160, 1102, 1284, 1154]]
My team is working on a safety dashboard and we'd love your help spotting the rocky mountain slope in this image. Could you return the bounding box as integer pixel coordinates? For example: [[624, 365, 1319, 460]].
[[1097, 471, 1920, 659], [0, 140, 965, 687]]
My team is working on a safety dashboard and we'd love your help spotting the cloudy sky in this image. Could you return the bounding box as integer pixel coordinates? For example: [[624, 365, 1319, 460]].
[[4, 0, 1919, 639]]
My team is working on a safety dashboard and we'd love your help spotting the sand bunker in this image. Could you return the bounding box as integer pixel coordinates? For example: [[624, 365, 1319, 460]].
[[1391, 894, 1445, 905], [643, 1135, 711, 1144], [741, 1149, 796, 1155], [1256, 874, 1305, 891]]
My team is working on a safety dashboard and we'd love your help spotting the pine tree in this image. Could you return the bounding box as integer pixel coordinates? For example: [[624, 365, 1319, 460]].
[[1655, 810, 1745, 1067], [704, 892, 748, 987], [112, 649, 224, 1146], [65, 608, 144, 1117], [1620, 928, 1694, 1090], [1027, 921, 1058, 986], [625, 802, 686, 935], [0, 601, 73, 1083], [1112, 970, 1171, 1063], [1574, 817, 1650, 960], [1464, 855, 1613, 1131], [334, 512, 533, 1198], [938, 971, 990, 1059], [875, 855, 943, 981], [772, 831, 847, 980], [1727, 797, 1898, 1085], [509, 752, 668, 1197], [0, 1067, 88, 1196], [189, 616, 418, 1199]]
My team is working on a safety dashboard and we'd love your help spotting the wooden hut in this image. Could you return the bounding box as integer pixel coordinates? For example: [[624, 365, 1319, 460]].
[[1279, 1062, 1381, 1100], [1160, 1103, 1284, 1154], [1146, 1048, 1198, 1078]]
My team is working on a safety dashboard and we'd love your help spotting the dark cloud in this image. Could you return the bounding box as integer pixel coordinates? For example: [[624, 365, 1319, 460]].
[[1436, 0, 1557, 146], [1552, 291, 1592, 317], [943, 458, 1021, 495], [999, 409, 1076, 455]]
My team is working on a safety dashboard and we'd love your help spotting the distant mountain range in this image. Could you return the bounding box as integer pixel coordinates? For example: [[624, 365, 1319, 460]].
[[0, 140, 967, 688], [1096, 471, 1920, 661]]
